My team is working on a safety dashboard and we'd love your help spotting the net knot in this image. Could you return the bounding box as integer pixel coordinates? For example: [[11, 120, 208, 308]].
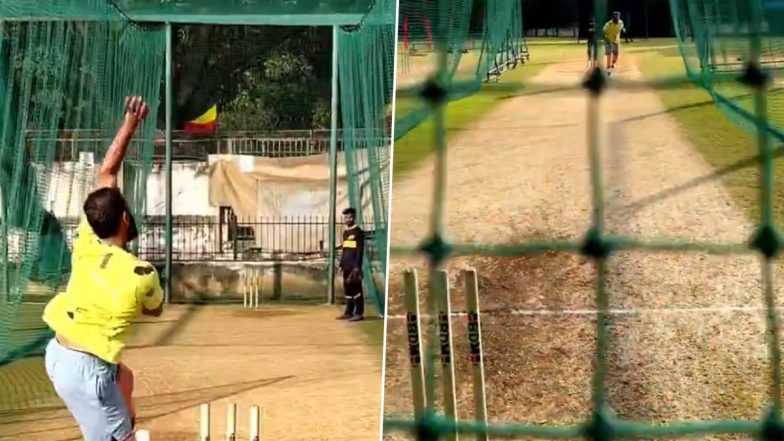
[[583, 405, 616, 441], [420, 234, 453, 267], [738, 62, 771, 89], [421, 77, 448, 104], [750, 224, 782, 258], [583, 68, 607, 96], [414, 411, 445, 441], [580, 228, 614, 259], [761, 409, 784, 441]]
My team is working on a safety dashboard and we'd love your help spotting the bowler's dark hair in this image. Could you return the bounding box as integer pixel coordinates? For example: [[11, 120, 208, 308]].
[[342, 208, 357, 216], [83, 187, 128, 239]]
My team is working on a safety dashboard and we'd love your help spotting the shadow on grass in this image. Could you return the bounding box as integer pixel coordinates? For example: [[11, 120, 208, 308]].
[[630, 42, 784, 224], [629, 45, 685, 58], [614, 145, 784, 220]]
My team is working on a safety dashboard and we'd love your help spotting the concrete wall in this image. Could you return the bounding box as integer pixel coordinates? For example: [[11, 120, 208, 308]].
[[163, 261, 386, 305], [39, 159, 215, 217], [167, 261, 330, 303], [21, 260, 385, 309], [35, 151, 385, 220], [145, 162, 214, 216], [39, 155, 357, 218]]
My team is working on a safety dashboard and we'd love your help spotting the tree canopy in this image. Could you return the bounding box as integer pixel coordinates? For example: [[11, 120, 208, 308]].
[[168, 25, 334, 132]]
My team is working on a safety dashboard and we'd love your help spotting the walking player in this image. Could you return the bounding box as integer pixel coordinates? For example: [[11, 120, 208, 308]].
[[336, 207, 365, 322], [603, 11, 625, 74], [586, 17, 599, 69], [42, 96, 162, 441]]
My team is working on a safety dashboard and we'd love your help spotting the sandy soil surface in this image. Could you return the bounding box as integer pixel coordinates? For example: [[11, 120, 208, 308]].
[[384, 56, 773, 439], [0, 305, 382, 441]]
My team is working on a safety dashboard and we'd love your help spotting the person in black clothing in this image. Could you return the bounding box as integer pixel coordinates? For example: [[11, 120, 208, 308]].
[[624, 12, 633, 44], [336, 207, 365, 322], [587, 17, 598, 69]]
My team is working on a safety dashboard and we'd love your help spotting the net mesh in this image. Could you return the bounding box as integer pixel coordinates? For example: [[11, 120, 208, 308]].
[[384, 0, 784, 439], [337, 0, 396, 313], [671, 0, 784, 136], [0, 0, 393, 365]]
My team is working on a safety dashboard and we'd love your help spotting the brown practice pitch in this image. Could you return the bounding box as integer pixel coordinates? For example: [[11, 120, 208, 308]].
[[0, 304, 382, 441], [384, 54, 771, 439]]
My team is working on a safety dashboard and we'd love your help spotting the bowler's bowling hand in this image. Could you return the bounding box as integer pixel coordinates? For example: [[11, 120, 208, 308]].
[[124, 96, 149, 128]]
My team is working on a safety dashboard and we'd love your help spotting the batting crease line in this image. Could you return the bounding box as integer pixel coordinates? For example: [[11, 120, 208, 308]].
[[386, 305, 782, 319]]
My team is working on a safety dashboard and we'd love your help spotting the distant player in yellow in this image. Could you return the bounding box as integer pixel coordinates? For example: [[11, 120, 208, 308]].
[[42, 96, 162, 441], [603, 11, 625, 73]]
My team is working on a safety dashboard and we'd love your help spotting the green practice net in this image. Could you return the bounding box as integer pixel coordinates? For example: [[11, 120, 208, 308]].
[[0, 0, 393, 366], [670, 0, 784, 137], [394, 0, 528, 139], [384, 0, 784, 440], [337, 0, 396, 313]]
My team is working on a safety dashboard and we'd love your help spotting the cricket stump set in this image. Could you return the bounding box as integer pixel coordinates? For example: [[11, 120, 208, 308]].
[[242, 267, 262, 309], [199, 403, 261, 441], [404, 268, 489, 441]]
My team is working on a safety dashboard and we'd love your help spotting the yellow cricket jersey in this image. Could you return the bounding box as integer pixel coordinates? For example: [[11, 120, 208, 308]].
[[42, 213, 163, 364], [603, 20, 624, 44]]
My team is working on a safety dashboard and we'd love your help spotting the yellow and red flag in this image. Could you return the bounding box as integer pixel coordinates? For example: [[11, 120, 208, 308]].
[[184, 104, 218, 135]]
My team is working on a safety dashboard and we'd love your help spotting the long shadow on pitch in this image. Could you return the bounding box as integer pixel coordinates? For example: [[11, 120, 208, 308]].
[[125, 342, 372, 350], [0, 376, 293, 438], [135, 375, 293, 411]]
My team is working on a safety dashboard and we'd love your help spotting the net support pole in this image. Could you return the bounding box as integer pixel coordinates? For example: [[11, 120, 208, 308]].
[[164, 22, 173, 304], [327, 25, 339, 305], [2, 194, 7, 303]]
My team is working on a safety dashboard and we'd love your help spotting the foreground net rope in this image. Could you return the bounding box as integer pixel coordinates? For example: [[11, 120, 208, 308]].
[[384, 0, 784, 439]]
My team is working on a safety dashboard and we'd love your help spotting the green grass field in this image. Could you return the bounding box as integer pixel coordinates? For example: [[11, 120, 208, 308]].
[[392, 39, 586, 177], [629, 38, 784, 225]]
